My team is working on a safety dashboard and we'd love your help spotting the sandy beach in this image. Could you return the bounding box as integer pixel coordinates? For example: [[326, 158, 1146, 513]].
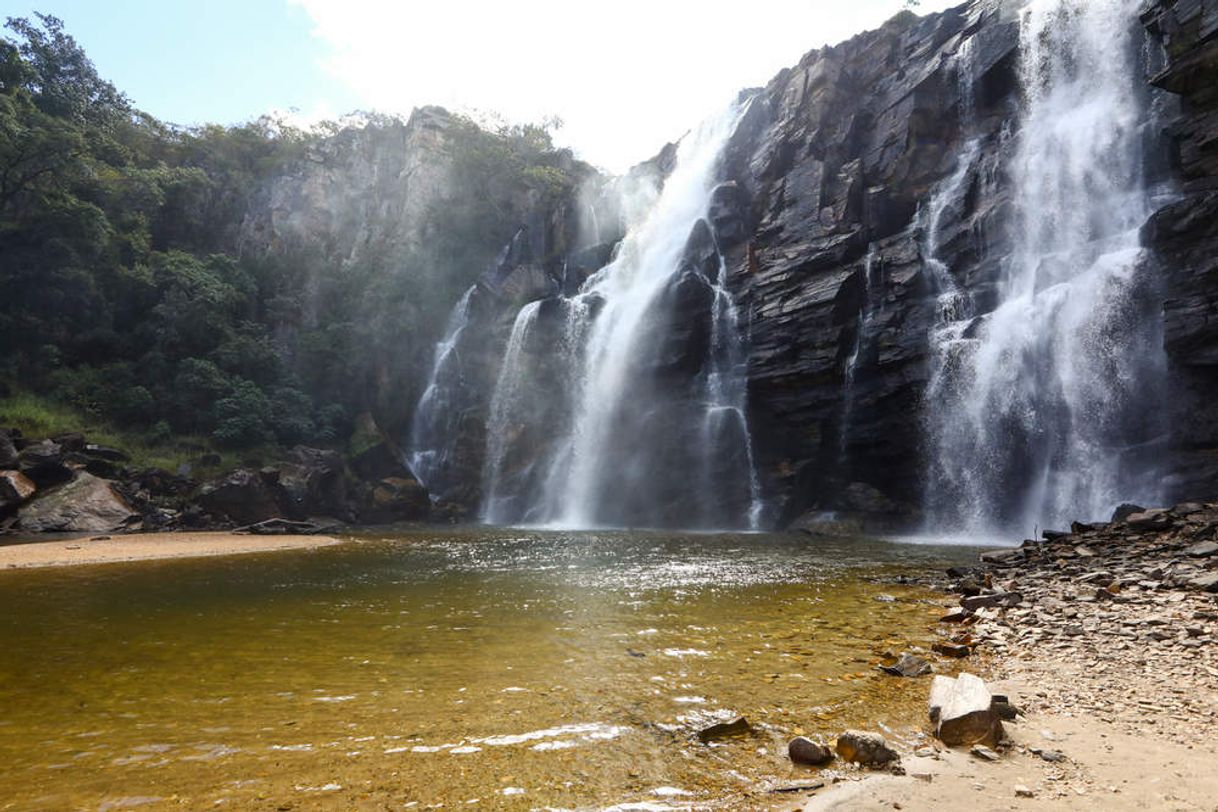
[[0, 532, 343, 570], [783, 504, 1218, 810]]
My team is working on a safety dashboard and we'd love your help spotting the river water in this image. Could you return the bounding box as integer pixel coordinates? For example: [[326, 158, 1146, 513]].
[[0, 529, 978, 810]]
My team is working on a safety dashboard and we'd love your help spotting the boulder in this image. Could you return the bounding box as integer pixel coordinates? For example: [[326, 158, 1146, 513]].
[[788, 736, 834, 766], [928, 673, 1003, 747], [0, 470, 36, 514], [276, 446, 350, 519], [1111, 503, 1144, 521], [17, 440, 74, 488], [835, 730, 898, 766], [359, 476, 430, 524], [17, 472, 137, 532], [197, 469, 285, 525]]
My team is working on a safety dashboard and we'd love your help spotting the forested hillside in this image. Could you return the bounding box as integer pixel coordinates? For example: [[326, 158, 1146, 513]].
[[0, 13, 587, 459]]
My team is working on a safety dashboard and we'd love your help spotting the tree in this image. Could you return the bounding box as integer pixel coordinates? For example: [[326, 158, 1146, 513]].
[[3, 14, 130, 129]]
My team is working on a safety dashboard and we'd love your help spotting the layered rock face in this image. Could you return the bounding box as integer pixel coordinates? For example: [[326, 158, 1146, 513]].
[[1141, 0, 1218, 502], [716, 3, 1027, 526]]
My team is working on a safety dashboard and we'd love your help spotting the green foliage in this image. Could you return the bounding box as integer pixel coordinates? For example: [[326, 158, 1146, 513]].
[[0, 15, 581, 457], [0, 389, 232, 473]]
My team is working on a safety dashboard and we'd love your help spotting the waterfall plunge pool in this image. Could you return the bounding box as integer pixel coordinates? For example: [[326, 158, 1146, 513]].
[[0, 528, 982, 810]]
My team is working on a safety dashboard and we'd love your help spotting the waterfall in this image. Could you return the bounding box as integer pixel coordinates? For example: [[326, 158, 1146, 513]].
[[480, 301, 541, 524], [480, 101, 763, 530], [407, 286, 477, 498], [926, 0, 1166, 534], [840, 244, 879, 465]]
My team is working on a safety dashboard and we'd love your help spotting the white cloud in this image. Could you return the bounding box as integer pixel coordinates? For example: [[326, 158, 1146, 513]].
[[289, 0, 959, 171]]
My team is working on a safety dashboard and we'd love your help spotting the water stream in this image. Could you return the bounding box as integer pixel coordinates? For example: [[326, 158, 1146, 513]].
[[407, 285, 477, 499]]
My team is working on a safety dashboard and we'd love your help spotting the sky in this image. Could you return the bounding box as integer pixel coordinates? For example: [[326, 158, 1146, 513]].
[[5, 0, 958, 171]]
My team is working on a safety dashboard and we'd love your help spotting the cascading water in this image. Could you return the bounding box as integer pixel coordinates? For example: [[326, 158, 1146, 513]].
[[481, 101, 763, 530], [926, 0, 1167, 534], [407, 285, 477, 499], [839, 244, 880, 465]]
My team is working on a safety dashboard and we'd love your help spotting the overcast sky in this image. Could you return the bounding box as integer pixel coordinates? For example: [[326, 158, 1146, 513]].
[[10, 0, 958, 171]]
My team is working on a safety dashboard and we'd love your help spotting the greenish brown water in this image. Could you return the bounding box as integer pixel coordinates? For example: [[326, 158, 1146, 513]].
[[0, 528, 978, 810]]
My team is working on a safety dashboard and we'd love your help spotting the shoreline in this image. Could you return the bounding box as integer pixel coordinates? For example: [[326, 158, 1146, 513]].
[[0, 531, 343, 570], [793, 503, 1218, 809]]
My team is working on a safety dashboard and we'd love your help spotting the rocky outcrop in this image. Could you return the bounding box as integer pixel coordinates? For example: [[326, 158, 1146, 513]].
[[17, 472, 137, 533], [238, 107, 456, 265], [1141, 0, 1218, 502], [196, 469, 286, 527], [711, 3, 1026, 526], [358, 476, 430, 524]]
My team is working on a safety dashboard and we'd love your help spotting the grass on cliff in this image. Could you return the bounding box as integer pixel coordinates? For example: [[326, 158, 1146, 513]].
[[0, 391, 246, 475]]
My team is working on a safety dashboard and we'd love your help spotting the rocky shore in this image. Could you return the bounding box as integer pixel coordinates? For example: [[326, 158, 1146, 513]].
[[0, 418, 442, 538], [774, 503, 1218, 809]]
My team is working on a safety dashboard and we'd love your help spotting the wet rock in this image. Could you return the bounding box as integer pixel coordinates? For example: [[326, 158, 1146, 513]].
[[879, 653, 933, 677], [933, 642, 971, 658], [696, 717, 751, 743], [929, 673, 1003, 747], [17, 472, 138, 533], [788, 736, 834, 766], [835, 730, 898, 767]]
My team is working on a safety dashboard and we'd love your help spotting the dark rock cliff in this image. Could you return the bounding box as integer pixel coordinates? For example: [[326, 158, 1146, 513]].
[[1142, 0, 1218, 502], [716, 2, 1026, 526]]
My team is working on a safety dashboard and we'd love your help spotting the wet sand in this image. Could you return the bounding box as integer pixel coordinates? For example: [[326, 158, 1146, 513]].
[[0, 532, 342, 570]]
